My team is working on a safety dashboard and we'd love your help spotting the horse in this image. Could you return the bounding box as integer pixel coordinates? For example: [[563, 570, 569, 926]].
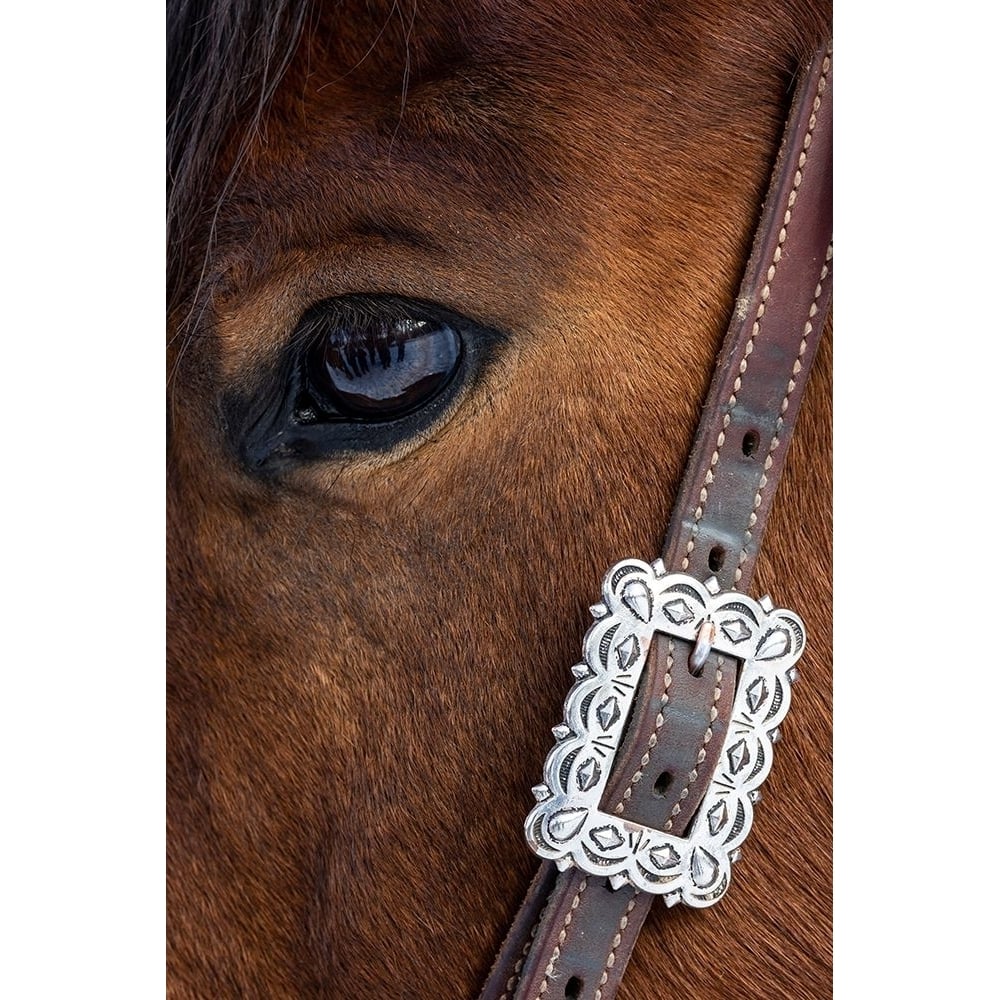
[[166, 1, 832, 997]]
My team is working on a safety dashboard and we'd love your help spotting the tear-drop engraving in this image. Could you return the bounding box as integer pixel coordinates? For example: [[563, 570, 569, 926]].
[[663, 598, 695, 624], [622, 580, 652, 622], [757, 627, 791, 660], [616, 634, 641, 671], [548, 809, 588, 843], [690, 847, 720, 889], [524, 560, 806, 907], [590, 825, 625, 851]]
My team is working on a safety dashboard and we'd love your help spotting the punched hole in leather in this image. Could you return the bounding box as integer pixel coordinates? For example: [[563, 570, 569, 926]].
[[599, 632, 733, 833], [513, 634, 737, 1000], [481, 42, 832, 1000]]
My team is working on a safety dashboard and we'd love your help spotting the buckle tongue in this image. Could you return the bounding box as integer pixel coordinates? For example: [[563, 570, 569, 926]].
[[524, 558, 805, 908]]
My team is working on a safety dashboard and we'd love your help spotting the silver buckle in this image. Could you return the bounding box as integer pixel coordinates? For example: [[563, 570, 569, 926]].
[[524, 558, 804, 908]]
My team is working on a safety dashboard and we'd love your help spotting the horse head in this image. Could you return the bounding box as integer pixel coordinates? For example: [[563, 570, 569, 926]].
[[167, 1, 832, 995]]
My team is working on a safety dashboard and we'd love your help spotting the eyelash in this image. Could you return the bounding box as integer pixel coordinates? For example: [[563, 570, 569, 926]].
[[293, 302, 463, 424], [224, 295, 508, 474]]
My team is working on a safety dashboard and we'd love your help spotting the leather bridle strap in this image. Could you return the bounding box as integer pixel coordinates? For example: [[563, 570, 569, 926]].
[[480, 43, 832, 1000]]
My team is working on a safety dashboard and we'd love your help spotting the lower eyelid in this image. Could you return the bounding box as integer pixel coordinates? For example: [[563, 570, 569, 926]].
[[226, 295, 506, 474]]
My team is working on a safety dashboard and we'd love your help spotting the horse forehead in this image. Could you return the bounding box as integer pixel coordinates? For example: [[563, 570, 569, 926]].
[[242, 75, 570, 223], [204, 0, 805, 370], [234, 1, 720, 219], [240, 62, 648, 219], [214, 23, 712, 315], [213, 60, 636, 336], [310, 0, 699, 84]]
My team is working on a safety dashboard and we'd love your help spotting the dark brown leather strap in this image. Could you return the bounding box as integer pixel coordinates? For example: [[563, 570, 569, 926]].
[[481, 42, 832, 1000]]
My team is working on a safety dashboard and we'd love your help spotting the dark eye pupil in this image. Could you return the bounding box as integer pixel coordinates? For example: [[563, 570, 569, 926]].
[[308, 315, 462, 420]]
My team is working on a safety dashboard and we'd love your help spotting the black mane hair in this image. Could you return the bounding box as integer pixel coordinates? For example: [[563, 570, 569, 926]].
[[167, 0, 312, 308]]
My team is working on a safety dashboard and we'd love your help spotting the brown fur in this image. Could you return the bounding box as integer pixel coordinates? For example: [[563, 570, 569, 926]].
[[167, 2, 832, 996]]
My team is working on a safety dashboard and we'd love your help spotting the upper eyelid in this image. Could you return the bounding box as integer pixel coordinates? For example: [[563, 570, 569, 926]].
[[222, 292, 513, 474]]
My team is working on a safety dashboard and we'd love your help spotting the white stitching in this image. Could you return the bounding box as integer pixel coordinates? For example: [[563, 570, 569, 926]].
[[594, 894, 639, 1000], [665, 656, 723, 833], [738, 244, 832, 574], [532, 878, 588, 1000], [682, 52, 831, 577], [611, 640, 673, 815], [517, 49, 832, 1000], [499, 905, 546, 1000]]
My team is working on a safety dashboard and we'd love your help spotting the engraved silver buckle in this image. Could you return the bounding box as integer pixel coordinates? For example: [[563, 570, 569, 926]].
[[524, 558, 804, 908]]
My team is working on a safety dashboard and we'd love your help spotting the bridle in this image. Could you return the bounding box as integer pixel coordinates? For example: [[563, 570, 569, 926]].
[[479, 42, 832, 1000]]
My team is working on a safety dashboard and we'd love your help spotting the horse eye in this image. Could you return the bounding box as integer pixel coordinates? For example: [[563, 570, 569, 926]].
[[303, 313, 462, 421], [227, 296, 504, 471]]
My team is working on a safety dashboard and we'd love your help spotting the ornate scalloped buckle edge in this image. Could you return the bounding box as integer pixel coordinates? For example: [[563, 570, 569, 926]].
[[524, 558, 804, 908]]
